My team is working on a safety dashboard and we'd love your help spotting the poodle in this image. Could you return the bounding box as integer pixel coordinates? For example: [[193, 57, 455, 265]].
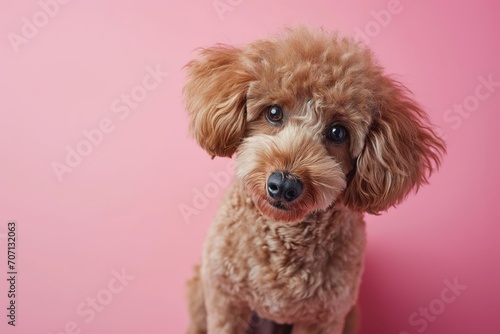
[[183, 27, 445, 334]]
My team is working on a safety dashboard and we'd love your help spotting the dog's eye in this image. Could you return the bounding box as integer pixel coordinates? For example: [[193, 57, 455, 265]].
[[265, 105, 284, 125], [327, 124, 349, 144]]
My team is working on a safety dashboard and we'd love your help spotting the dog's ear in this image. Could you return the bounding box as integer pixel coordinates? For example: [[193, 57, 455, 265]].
[[184, 46, 252, 158], [343, 76, 446, 214]]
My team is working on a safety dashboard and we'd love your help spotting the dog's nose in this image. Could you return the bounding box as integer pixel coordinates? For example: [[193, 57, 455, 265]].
[[267, 172, 303, 202]]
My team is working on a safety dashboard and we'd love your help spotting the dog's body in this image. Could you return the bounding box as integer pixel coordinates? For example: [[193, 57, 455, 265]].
[[184, 28, 445, 334], [188, 182, 365, 333]]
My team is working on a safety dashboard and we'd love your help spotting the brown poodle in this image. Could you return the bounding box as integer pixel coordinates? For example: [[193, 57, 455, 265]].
[[183, 27, 445, 334]]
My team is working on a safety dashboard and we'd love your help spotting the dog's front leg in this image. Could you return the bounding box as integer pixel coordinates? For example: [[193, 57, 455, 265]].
[[203, 283, 252, 334]]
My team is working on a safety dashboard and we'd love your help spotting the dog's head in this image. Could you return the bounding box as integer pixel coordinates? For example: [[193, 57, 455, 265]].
[[184, 27, 445, 222]]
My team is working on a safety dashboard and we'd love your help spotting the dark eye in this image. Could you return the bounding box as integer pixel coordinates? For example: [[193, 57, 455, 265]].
[[327, 124, 349, 144], [265, 105, 283, 124]]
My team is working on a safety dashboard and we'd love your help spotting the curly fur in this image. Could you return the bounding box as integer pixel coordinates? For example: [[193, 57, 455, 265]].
[[183, 27, 445, 334]]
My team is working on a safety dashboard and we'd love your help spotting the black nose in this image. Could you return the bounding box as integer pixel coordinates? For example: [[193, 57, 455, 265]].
[[267, 172, 303, 202]]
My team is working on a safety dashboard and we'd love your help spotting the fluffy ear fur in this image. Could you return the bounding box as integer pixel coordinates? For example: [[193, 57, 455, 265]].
[[184, 46, 252, 158], [343, 76, 446, 214]]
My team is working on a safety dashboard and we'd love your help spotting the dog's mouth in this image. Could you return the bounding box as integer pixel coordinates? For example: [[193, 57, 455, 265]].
[[268, 200, 291, 211], [255, 196, 310, 223]]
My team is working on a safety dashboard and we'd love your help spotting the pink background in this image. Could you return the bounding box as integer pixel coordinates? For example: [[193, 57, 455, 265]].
[[1, 0, 499, 333]]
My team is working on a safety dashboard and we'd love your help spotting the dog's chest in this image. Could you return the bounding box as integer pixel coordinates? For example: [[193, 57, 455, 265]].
[[207, 208, 364, 323], [245, 227, 353, 322]]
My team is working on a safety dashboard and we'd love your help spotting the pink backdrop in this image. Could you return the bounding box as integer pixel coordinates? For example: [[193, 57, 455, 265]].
[[1, 0, 499, 333]]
